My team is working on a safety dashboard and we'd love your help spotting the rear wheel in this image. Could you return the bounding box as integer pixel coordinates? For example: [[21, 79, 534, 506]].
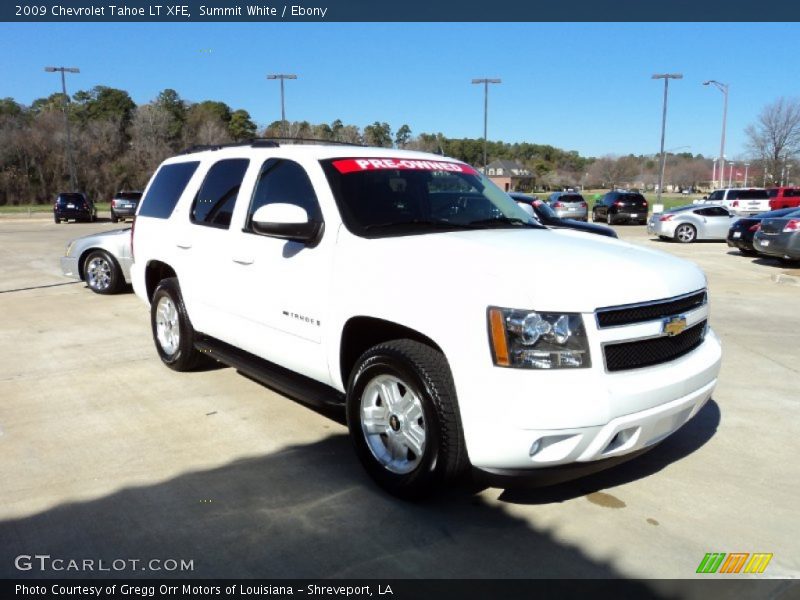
[[83, 250, 123, 295], [347, 339, 468, 499], [110, 212, 119, 223], [150, 278, 204, 371], [54, 214, 61, 224], [674, 223, 697, 243], [606, 212, 614, 225]]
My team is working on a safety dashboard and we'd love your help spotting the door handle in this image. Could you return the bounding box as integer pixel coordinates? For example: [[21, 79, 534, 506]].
[[176, 241, 192, 249], [232, 256, 254, 265]]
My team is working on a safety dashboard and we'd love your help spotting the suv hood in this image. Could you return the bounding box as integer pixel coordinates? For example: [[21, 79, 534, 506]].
[[347, 228, 706, 313]]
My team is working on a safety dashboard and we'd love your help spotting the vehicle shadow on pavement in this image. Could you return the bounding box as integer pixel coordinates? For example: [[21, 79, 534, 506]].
[[751, 257, 800, 269], [1, 438, 663, 586], [496, 400, 721, 505]]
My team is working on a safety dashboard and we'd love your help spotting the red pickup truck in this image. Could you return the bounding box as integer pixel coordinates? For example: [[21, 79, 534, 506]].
[[768, 187, 800, 210]]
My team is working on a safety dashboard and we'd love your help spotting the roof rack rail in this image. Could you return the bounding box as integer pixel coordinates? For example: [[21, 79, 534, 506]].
[[177, 137, 366, 155]]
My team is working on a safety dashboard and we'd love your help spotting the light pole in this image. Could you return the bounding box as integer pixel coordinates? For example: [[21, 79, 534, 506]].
[[703, 80, 729, 191], [711, 157, 718, 188], [471, 78, 501, 173], [267, 73, 297, 138], [728, 161, 735, 187], [652, 73, 682, 204], [744, 162, 750, 187], [44, 66, 79, 190]]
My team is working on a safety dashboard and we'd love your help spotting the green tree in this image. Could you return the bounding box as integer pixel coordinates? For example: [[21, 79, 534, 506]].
[[228, 109, 257, 141], [395, 124, 412, 148], [72, 86, 136, 129], [364, 121, 392, 147]]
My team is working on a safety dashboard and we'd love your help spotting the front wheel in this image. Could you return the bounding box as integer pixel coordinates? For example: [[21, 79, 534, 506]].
[[84, 250, 123, 294], [150, 278, 204, 371], [347, 339, 468, 499], [674, 223, 697, 243]]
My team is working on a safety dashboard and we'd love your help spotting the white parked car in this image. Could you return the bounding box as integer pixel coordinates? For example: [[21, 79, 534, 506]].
[[699, 188, 770, 216], [131, 142, 722, 498], [647, 204, 738, 243]]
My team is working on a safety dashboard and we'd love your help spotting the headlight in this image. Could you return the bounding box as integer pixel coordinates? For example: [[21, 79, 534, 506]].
[[488, 307, 591, 369]]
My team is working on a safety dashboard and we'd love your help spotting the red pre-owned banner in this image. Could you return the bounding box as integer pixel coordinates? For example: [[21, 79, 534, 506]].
[[332, 158, 478, 175]]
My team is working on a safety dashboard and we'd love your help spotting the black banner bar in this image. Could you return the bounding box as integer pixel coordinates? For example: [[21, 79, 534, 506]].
[[3, 0, 800, 22]]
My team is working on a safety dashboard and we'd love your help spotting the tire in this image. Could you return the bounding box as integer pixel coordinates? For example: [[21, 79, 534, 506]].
[[674, 223, 697, 243], [110, 212, 119, 223], [739, 248, 757, 257], [83, 249, 123, 295], [606, 212, 614, 226], [346, 339, 468, 499], [54, 214, 61, 224], [150, 277, 204, 371]]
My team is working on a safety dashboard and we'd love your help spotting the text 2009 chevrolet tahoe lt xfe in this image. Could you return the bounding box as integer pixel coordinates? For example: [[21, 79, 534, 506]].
[[131, 141, 722, 498]]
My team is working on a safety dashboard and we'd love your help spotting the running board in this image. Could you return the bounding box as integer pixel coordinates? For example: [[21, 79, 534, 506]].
[[195, 336, 346, 411]]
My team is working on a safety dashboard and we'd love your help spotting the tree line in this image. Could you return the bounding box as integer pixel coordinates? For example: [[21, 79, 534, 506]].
[[1, 86, 798, 205]]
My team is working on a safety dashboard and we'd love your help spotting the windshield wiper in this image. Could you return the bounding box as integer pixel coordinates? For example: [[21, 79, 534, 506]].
[[465, 216, 543, 228], [363, 219, 474, 230]]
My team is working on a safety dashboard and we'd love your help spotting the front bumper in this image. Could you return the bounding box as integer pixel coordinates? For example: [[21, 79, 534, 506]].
[[60, 256, 80, 280], [452, 326, 721, 471]]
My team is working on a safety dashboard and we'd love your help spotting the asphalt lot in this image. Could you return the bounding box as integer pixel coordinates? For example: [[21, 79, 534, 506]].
[[0, 215, 798, 591]]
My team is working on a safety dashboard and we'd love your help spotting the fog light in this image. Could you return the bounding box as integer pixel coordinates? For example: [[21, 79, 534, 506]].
[[529, 439, 542, 457]]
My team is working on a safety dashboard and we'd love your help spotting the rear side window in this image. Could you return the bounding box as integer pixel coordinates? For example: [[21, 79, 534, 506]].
[[788, 189, 800, 197], [246, 159, 322, 231], [138, 161, 200, 219], [191, 159, 250, 229]]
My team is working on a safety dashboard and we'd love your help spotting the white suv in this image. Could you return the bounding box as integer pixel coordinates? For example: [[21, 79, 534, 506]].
[[131, 142, 722, 498], [701, 188, 771, 216]]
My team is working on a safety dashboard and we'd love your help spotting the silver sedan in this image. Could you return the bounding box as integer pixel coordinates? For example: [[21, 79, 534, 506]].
[[647, 204, 738, 243], [60, 228, 133, 294]]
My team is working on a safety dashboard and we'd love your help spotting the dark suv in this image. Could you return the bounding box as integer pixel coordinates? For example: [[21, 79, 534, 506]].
[[110, 191, 143, 223], [592, 191, 648, 225], [54, 193, 97, 224]]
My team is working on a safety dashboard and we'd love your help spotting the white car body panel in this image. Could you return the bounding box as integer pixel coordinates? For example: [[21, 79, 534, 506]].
[[131, 145, 722, 472]]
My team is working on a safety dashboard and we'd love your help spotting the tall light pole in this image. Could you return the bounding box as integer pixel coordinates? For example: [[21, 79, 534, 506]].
[[44, 66, 79, 190], [267, 73, 297, 138], [652, 73, 682, 204], [703, 80, 729, 189], [744, 162, 750, 187], [711, 157, 718, 188], [728, 161, 735, 187], [471, 78, 501, 173]]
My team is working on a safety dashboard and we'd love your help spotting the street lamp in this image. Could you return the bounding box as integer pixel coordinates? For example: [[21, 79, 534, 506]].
[[471, 78, 501, 172], [267, 73, 297, 138], [703, 80, 729, 190], [44, 66, 79, 190], [744, 162, 750, 187], [728, 161, 735, 187], [652, 73, 682, 204]]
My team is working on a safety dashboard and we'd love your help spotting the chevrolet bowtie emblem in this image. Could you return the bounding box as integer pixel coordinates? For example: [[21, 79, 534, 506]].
[[663, 315, 687, 337]]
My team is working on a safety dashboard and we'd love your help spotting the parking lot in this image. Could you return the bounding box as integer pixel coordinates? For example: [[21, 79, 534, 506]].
[[0, 215, 798, 588]]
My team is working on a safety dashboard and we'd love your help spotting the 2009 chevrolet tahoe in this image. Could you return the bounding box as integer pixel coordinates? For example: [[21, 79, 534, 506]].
[[132, 141, 722, 498]]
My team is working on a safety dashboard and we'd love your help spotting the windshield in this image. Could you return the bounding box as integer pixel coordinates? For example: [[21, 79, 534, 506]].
[[321, 158, 541, 237]]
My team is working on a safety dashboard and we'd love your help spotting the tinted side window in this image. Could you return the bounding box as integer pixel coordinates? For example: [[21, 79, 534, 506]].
[[246, 159, 322, 230], [701, 206, 729, 217], [708, 191, 723, 201], [190, 159, 249, 229], [139, 162, 200, 219]]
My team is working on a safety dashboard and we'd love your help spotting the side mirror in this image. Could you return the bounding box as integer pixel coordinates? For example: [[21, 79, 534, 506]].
[[251, 203, 322, 245], [702, 195, 708, 200]]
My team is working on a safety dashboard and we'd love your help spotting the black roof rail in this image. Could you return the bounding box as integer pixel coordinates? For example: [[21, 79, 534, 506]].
[[177, 136, 367, 155]]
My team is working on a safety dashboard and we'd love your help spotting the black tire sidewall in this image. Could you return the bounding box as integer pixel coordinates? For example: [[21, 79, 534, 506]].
[[150, 278, 199, 371], [347, 350, 446, 499]]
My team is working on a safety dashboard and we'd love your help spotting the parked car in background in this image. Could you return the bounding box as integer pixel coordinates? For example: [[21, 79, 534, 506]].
[[726, 207, 799, 256], [53, 192, 97, 223], [767, 187, 800, 210], [753, 208, 800, 262], [60, 228, 132, 294], [546, 191, 588, 222], [510, 193, 617, 238], [110, 191, 143, 223], [647, 204, 737, 243], [701, 188, 770, 216], [592, 191, 648, 225]]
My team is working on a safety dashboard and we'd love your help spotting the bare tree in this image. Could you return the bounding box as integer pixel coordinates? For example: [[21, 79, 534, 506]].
[[745, 97, 800, 186]]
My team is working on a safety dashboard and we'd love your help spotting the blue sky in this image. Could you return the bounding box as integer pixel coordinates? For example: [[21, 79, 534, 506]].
[[1, 22, 797, 159]]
